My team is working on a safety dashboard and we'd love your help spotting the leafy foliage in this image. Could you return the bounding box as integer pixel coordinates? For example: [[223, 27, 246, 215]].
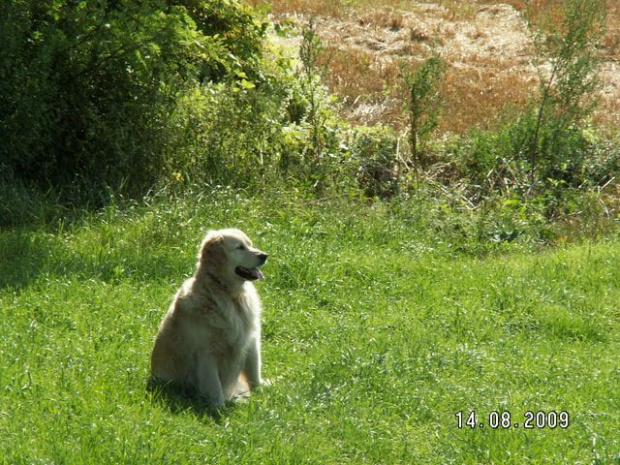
[[170, 0, 267, 81], [0, 0, 265, 207], [1, 0, 618, 237]]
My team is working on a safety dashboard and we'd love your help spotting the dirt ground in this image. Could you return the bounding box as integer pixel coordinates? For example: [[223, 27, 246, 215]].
[[262, 1, 620, 134]]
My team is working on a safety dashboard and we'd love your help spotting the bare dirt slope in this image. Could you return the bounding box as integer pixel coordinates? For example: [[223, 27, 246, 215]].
[[266, 1, 620, 134]]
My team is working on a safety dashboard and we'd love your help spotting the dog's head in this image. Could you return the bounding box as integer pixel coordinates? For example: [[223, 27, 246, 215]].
[[197, 228, 268, 286]]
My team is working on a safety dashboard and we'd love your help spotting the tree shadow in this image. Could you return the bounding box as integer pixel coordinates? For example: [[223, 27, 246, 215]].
[[0, 227, 187, 291], [0, 230, 54, 290]]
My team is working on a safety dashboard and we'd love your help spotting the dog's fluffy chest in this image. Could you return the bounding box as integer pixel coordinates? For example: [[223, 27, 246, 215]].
[[182, 280, 261, 356], [215, 293, 258, 348]]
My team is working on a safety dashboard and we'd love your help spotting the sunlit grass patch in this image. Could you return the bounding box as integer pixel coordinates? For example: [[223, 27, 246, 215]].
[[1, 191, 619, 463]]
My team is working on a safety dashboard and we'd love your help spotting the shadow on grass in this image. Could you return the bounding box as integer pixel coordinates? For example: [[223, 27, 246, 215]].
[[0, 227, 187, 290], [146, 378, 239, 421], [0, 230, 54, 290]]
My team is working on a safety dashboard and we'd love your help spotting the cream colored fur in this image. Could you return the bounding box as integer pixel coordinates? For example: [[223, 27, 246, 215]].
[[150, 228, 268, 407]]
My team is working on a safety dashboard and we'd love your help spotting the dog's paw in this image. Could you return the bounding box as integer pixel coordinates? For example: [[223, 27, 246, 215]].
[[260, 378, 274, 387]]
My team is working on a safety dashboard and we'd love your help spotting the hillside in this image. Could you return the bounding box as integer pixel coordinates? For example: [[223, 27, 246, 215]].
[[256, 0, 620, 134]]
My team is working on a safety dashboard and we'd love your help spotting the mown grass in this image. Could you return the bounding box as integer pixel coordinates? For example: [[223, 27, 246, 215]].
[[1, 189, 620, 463]]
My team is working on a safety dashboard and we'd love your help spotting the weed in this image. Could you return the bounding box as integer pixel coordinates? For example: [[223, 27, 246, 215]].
[[400, 52, 445, 169], [527, 0, 607, 188], [299, 17, 325, 168]]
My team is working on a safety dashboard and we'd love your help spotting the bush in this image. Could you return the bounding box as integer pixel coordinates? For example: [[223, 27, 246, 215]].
[[0, 0, 265, 208], [351, 126, 400, 198], [166, 72, 298, 189], [400, 54, 445, 169]]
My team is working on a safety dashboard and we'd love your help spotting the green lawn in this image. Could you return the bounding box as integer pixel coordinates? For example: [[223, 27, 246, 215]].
[[1, 190, 619, 464]]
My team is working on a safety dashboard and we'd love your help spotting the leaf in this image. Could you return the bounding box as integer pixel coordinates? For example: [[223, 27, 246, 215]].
[[240, 79, 255, 90]]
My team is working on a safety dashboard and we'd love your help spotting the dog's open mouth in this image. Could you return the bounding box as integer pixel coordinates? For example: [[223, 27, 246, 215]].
[[235, 267, 264, 281]]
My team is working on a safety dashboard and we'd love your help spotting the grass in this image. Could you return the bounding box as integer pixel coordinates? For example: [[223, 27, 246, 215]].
[[1, 188, 620, 463]]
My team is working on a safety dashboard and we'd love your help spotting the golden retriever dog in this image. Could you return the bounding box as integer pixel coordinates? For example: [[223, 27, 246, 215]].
[[150, 228, 268, 407]]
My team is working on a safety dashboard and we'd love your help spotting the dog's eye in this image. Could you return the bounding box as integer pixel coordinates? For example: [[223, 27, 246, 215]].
[[237, 244, 246, 250]]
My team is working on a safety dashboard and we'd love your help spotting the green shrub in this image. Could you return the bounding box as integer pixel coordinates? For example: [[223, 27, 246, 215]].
[[170, 0, 266, 81], [166, 73, 298, 189], [0, 0, 265, 208], [351, 126, 400, 198]]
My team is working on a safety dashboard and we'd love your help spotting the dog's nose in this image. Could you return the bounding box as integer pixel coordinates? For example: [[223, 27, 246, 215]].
[[258, 253, 268, 264]]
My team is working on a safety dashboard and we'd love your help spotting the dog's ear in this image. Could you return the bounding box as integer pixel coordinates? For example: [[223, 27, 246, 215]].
[[199, 231, 225, 263]]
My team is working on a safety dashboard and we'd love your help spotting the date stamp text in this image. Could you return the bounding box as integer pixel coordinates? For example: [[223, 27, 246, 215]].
[[455, 411, 570, 429]]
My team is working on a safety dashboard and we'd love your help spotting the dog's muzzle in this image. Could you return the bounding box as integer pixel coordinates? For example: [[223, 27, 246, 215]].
[[235, 253, 268, 281]]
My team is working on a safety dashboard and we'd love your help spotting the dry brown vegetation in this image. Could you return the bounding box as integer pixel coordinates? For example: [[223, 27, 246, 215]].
[[250, 0, 620, 135]]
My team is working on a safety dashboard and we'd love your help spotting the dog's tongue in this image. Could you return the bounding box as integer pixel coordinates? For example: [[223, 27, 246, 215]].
[[236, 266, 265, 281], [251, 268, 264, 281]]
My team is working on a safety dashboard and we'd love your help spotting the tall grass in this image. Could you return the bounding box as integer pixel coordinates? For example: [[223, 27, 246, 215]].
[[1, 190, 619, 463]]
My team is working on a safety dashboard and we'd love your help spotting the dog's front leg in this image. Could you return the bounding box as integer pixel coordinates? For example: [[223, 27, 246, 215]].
[[196, 353, 225, 407], [242, 337, 262, 389]]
